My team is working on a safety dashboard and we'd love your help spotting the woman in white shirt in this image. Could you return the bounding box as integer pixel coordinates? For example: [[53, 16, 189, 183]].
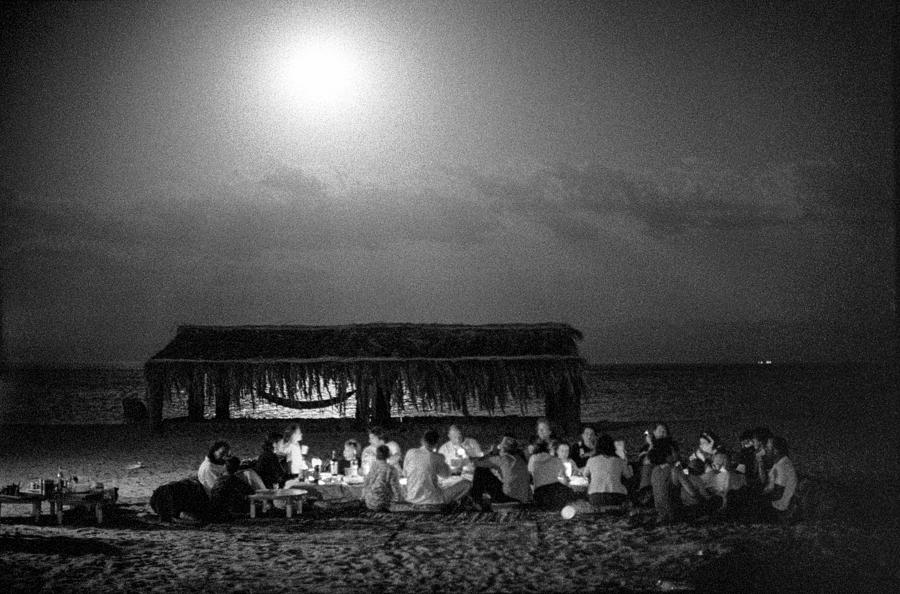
[[582, 434, 633, 508], [529, 440, 576, 510]]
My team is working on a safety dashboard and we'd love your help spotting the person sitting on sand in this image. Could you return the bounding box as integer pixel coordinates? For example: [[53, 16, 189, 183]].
[[284, 426, 309, 477], [361, 426, 387, 476], [636, 422, 672, 496], [438, 424, 483, 472], [689, 430, 721, 470], [674, 457, 717, 519], [403, 429, 471, 509], [276, 424, 301, 458], [582, 434, 633, 509], [527, 418, 556, 456], [198, 441, 267, 496], [471, 435, 532, 508], [256, 433, 287, 489], [210, 456, 256, 519], [555, 441, 576, 478], [750, 427, 774, 490], [571, 425, 598, 468], [734, 429, 756, 477], [529, 440, 576, 510], [386, 441, 404, 476], [338, 439, 361, 476], [759, 436, 798, 521], [362, 445, 403, 511], [702, 451, 747, 513]]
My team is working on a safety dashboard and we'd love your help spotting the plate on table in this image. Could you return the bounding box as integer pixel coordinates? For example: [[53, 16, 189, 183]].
[[569, 476, 588, 487]]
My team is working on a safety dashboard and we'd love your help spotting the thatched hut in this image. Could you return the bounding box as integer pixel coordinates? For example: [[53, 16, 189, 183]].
[[144, 323, 586, 434]]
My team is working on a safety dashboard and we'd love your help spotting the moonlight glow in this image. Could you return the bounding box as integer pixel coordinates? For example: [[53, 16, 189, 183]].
[[278, 40, 362, 105]]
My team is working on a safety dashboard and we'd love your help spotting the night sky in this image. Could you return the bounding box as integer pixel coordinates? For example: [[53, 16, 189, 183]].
[[1, 1, 894, 365]]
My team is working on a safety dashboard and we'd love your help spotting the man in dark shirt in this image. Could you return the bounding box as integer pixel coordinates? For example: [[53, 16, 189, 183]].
[[210, 457, 255, 519], [256, 434, 287, 489]]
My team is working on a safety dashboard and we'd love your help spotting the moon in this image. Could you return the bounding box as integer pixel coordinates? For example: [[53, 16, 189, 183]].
[[278, 39, 361, 105]]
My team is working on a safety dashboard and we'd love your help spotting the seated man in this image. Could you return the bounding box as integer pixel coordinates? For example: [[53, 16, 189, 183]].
[[210, 457, 255, 519], [471, 435, 532, 508], [255, 433, 287, 489], [437, 424, 483, 473], [403, 429, 471, 510]]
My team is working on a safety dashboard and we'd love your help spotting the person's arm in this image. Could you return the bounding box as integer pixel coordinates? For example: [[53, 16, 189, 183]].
[[622, 459, 634, 479], [473, 455, 500, 469], [434, 454, 451, 478]]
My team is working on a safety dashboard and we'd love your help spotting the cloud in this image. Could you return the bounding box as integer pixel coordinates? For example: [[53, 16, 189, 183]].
[[463, 159, 890, 241]]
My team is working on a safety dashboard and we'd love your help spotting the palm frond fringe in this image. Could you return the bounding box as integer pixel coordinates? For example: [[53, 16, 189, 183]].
[[145, 323, 585, 417]]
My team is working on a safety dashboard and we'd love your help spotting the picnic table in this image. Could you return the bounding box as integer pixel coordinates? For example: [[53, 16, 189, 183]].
[[48, 487, 119, 525], [0, 487, 118, 525], [0, 491, 45, 522], [247, 488, 308, 518]]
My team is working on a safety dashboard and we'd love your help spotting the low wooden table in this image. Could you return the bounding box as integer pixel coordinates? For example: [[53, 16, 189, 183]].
[[48, 488, 118, 525], [247, 488, 308, 518], [0, 492, 45, 522]]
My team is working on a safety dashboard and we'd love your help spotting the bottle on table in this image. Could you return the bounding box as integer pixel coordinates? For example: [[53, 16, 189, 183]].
[[330, 450, 339, 475], [56, 468, 66, 492]]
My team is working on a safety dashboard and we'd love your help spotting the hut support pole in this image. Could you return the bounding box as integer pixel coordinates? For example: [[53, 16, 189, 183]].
[[187, 380, 204, 422], [545, 374, 581, 438], [214, 370, 230, 420], [147, 379, 164, 433], [372, 385, 392, 428]]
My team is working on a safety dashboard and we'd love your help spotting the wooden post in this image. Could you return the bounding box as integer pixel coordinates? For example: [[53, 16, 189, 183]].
[[187, 373, 205, 421], [545, 372, 581, 438], [372, 384, 392, 428], [214, 368, 230, 420], [147, 376, 164, 433]]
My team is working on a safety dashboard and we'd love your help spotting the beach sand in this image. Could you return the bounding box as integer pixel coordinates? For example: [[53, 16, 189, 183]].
[[1, 417, 899, 592]]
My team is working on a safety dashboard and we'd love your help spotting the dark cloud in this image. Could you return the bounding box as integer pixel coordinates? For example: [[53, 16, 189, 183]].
[[465, 160, 891, 241]]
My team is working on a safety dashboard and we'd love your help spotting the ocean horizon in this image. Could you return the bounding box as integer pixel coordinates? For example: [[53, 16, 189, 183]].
[[1, 361, 895, 427]]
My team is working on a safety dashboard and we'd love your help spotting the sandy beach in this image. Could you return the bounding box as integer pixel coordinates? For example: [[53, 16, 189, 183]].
[[1, 416, 899, 592]]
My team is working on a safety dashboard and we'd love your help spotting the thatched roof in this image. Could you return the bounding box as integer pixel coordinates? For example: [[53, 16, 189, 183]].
[[145, 323, 584, 416]]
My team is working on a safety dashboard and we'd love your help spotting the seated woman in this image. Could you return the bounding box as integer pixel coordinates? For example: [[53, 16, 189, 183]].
[[198, 441, 266, 496], [361, 426, 387, 476], [529, 440, 576, 510], [582, 434, 633, 508], [362, 445, 403, 511], [471, 435, 532, 508], [255, 433, 287, 489], [758, 436, 798, 522], [209, 457, 256, 520], [275, 424, 301, 459]]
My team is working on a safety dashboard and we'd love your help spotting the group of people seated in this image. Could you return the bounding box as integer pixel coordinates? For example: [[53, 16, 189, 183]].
[[189, 419, 798, 524]]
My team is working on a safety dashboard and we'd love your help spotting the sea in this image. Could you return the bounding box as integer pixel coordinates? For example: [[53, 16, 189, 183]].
[[0, 363, 896, 427]]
